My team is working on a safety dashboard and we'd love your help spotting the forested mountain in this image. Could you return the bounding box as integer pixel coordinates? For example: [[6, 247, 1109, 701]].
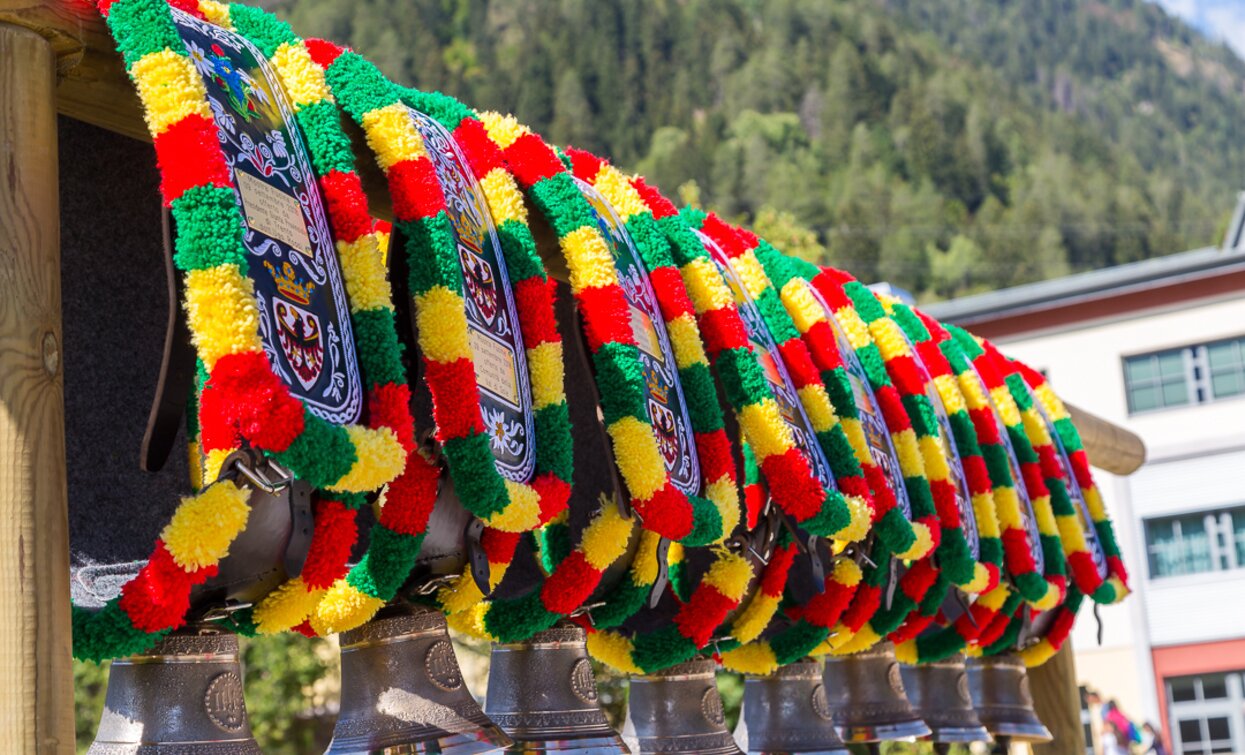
[[275, 0, 1245, 300]]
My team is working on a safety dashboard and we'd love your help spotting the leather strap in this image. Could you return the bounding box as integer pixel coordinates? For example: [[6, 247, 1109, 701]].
[[141, 209, 196, 473]]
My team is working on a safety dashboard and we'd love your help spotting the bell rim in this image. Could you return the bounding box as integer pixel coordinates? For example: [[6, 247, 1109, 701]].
[[923, 724, 994, 744], [980, 722, 1054, 743], [836, 717, 932, 743]]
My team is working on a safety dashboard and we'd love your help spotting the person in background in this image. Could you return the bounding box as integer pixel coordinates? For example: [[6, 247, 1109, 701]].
[[1142, 722, 1169, 755], [1101, 720, 1132, 755]]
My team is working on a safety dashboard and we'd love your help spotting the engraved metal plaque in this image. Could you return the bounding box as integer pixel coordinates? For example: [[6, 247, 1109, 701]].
[[700, 232, 835, 490], [410, 109, 536, 483], [173, 10, 362, 425], [578, 179, 701, 496]]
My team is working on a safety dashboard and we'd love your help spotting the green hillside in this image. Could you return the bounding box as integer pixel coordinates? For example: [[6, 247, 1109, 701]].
[[276, 0, 1245, 300]]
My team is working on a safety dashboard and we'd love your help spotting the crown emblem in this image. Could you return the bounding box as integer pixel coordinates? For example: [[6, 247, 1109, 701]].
[[265, 261, 315, 306], [644, 366, 671, 406]]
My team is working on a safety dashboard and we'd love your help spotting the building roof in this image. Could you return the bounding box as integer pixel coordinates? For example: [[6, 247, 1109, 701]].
[[923, 194, 1245, 337]]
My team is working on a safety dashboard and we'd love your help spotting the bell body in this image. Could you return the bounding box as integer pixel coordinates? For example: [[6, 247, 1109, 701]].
[[735, 658, 848, 755], [821, 641, 931, 743], [899, 654, 991, 744], [966, 653, 1053, 744], [88, 623, 261, 754], [622, 659, 741, 754], [327, 603, 512, 754], [485, 626, 628, 753]]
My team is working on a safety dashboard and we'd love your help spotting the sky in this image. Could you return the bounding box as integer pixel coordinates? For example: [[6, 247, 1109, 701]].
[[1153, 0, 1245, 58]]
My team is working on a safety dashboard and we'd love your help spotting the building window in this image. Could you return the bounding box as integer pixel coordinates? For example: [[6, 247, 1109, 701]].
[[1145, 506, 1245, 579], [1124, 336, 1245, 414], [1167, 671, 1245, 754]]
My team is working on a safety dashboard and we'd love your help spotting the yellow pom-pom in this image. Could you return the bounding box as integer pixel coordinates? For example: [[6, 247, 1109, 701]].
[[329, 426, 406, 494], [580, 501, 635, 571], [527, 342, 566, 409], [719, 643, 779, 676], [680, 257, 736, 314], [271, 42, 332, 110], [336, 235, 392, 314], [479, 168, 527, 225], [310, 583, 386, 636], [184, 265, 264, 370], [161, 480, 251, 571], [833, 557, 863, 587], [586, 631, 642, 674], [130, 50, 213, 136], [730, 594, 780, 645], [594, 165, 649, 221], [415, 286, 472, 363], [737, 399, 795, 461], [561, 226, 617, 291], [893, 640, 919, 665], [1020, 639, 1058, 667], [607, 417, 668, 501], [253, 577, 325, 634], [478, 111, 530, 150], [831, 495, 873, 544], [482, 480, 542, 532], [703, 550, 754, 601], [896, 521, 935, 561], [362, 103, 427, 170], [832, 624, 880, 656]]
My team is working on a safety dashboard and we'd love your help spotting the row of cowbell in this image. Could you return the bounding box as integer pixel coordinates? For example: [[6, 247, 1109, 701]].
[[88, 602, 1052, 754]]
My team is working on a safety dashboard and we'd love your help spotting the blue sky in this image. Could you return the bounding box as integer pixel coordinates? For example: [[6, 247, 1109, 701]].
[[1152, 0, 1245, 58]]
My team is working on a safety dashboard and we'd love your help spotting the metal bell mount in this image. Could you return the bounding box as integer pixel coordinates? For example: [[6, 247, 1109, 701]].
[[735, 657, 848, 755], [88, 623, 261, 754], [900, 653, 991, 750], [966, 653, 1053, 745], [485, 625, 629, 753], [821, 641, 931, 747], [622, 658, 741, 754], [326, 602, 512, 754]]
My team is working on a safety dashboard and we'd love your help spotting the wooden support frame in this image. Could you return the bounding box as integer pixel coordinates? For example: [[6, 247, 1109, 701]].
[[0, 19, 74, 753]]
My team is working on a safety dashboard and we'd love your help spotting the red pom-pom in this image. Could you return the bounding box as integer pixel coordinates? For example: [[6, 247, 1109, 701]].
[[367, 383, 415, 451], [301, 499, 358, 589], [426, 357, 486, 440], [153, 114, 231, 205], [648, 267, 695, 321], [630, 176, 677, 218], [387, 157, 446, 221], [502, 133, 566, 187], [575, 285, 633, 352], [531, 474, 572, 523], [777, 339, 819, 390], [319, 170, 373, 244], [451, 118, 504, 178], [698, 309, 749, 355], [875, 386, 912, 432], [380, 451, 440, 536], [632, 484, 693, 542], [675, 586, 737, 648], [841, 584, 881, 632], [802, 321, 844, 372], [542, 552, 602, 614], [304, 39, 346, 70], [760, 448, 826, 522], [565, 147, 605, 182], [513, 277, 561, 345]]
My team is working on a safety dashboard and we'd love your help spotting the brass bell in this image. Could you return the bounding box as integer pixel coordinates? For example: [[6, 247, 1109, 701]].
[[88, 623, 261, 754], [327, 602, 512, 754], [966, 653, 1053, 745], [821, 641, 931, 746], [485, 625, 628, 753], [621, 658, 741, 754], [900, 654, 991, 749], [735, 657, 848, 754]]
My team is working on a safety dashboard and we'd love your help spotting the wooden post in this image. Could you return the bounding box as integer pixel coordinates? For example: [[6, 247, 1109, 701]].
[[0, 21, 75, 752], [1030, 640, 1086, 755]]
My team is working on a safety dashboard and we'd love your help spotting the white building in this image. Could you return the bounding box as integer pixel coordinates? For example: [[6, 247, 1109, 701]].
[[925, 201, 1245, 755]]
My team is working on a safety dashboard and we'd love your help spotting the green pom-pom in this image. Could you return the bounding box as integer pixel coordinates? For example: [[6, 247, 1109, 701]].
[[484, 591, 558, 643], [171, 186, 247, 271]]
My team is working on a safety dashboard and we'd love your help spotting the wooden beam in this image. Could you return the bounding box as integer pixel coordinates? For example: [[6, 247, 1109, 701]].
[[1065, 402, 1146, 476], [0, 20, 75, 752], [1030, 641, 1086, 755]]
